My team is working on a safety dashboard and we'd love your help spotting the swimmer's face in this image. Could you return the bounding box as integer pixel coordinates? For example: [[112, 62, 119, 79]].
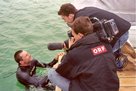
[[19, 50, 32, 66]]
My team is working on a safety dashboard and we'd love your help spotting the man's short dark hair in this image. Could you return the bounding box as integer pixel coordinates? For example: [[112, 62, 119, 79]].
[[71, 16, 94, 35], [14, 50, 23, 64], [58, 3, 77, 16]]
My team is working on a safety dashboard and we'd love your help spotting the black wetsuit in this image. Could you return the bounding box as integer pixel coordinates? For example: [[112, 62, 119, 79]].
[[56, 33, 119, 91], [16, 59, 57, 88]]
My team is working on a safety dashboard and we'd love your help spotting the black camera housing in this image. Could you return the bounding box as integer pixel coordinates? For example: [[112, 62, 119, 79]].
[[90, 17, 119, 42]]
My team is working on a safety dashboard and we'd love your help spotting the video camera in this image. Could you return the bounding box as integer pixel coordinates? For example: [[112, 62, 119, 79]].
[[48, 17, 119, 50], [90, 17, 119, 42], [66, 17, 119, 42]]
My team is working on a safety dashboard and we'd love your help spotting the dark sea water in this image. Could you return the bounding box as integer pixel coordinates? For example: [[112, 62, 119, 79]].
[[0, 0, 71, 91]]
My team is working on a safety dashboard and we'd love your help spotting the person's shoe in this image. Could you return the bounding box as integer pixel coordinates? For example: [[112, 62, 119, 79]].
[[121, 42, 136, 59], [115, 54, 128, 71]]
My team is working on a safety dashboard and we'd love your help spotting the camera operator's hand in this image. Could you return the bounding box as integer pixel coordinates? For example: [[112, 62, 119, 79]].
[[53, 52, 65, 69], [54, 52, 65, 61]]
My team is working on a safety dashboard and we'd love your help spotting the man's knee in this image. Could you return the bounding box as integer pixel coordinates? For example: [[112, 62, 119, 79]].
[[48, 68, 58, 81]]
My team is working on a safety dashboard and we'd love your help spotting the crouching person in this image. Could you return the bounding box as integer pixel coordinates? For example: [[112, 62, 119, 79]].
[[48, 16, 119, 91]]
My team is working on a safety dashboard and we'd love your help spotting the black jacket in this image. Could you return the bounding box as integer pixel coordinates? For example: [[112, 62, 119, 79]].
[[56, 33, 119, 91], [74, 7, 131, 46], [16, 59, 57, 88]]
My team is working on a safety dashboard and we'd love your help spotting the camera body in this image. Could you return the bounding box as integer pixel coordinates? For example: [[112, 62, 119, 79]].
[[67, 17, 119, 42], [90, 17, 119, 42]]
